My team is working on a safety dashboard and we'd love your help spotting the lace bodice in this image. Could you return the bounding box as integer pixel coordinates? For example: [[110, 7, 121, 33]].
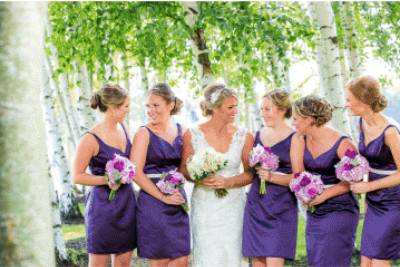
[[190, 127, 246, 177]]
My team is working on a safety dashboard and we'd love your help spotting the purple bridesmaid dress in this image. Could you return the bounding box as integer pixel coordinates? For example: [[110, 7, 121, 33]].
[[242, 131, 298, 260], [136, 124, 190, 259], [304, 136, 359, 267], [359, 119, 400, 260], [86, 124, 137, 254]]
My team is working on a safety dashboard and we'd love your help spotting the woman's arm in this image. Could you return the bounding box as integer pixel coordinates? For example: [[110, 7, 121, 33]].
[[352, 127, 400, 193], [130, 127, 185, 205], [179, 130, 195, 182], [309, 138, 356, 206], [72, 134, 107, 186], [210, 133, 254, 189]]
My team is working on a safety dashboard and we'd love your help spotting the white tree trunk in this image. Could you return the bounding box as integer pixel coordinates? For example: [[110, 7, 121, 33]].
[[308, 2, 351, 133], [76, 64, 96, 133], [182, 2, 214, 87], [42, 60, 82, 222], [342, 2, 364, 78], [47, 165, 68, 263], [0, 2, 55, 266]]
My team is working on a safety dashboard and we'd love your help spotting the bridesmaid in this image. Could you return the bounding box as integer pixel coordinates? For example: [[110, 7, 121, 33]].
[[72, 84, 137, 267], [291, 95, 360, 267], [130, 83, 190, 267], [345, 75, 400, 267], [242, 90, 298, 267]]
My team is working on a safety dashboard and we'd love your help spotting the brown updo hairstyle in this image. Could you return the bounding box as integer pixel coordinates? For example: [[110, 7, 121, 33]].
[[264, 89, 292, 118], [200, 83, 237, 116], [90, 84, 128, 112], [149, 83, 183, 115], [293, 95, 333, 127], [346, 75, 387, 112]]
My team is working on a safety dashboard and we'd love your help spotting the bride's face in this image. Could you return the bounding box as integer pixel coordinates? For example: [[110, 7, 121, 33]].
[[213, 96, 238, 123]]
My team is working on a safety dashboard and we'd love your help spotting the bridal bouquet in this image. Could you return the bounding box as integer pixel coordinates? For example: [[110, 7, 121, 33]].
[[335, 149, 369, 183], [156, 169, 189, 213], [249, 144, 279, 195], [187, 147, 229, 198], [289, 171, 324, 213], [105, 154, 136, 201]]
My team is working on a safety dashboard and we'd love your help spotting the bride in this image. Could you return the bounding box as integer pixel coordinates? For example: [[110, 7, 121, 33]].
[[180, 83, 254, 267]]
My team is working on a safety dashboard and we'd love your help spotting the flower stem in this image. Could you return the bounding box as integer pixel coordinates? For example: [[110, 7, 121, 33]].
[[259, 180, 267, 195]]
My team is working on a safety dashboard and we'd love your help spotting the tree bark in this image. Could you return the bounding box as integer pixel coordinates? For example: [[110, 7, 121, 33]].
[[42, 59, 83, 222], [342, 2, 364, 78], [308, 2, 351, 133], [0, 2, 55, 266], [182, 2, 214, 88]]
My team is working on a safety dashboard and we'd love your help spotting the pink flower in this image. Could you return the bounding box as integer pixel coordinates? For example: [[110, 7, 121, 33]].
[[307, 187, 318, 198]]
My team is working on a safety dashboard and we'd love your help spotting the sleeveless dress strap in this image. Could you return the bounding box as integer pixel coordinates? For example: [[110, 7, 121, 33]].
[[383, 124, 400, 134], [120, 123, 130, 141], [86, 132, 103, 144], [177, 123, 182, 137]]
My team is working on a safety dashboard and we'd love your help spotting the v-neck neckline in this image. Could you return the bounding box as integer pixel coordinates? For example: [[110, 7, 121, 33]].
[[146, 126, 179, 147], [360, 119, 391, 149], [258, 131, 295, 149], [197, 127, 238, 155], [305, 136, 344, 161]]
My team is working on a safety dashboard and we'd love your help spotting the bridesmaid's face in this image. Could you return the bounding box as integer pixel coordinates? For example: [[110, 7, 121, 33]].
[[292, 112, 313, 134], [146, 94, 173, 124], [261, 97, 285, 127], [213, 96, 238, 123], [109, 97, 130, 122], [345, 88, 370, 116]]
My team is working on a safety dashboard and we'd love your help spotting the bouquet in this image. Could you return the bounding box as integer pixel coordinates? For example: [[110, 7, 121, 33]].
[[187, 147, 228, 198], [156, 169, 189, 213], [289, 171, 324, 213], [105, 154, 136, 201], [335, 149, 369, 183], [249, 144, 279, 195]]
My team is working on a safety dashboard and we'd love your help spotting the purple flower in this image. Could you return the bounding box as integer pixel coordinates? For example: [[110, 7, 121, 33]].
[[345, 149, 358, 159], [343, 163, 354, 171], [300, 176, 311, 186], [113, 160, 125, 172]]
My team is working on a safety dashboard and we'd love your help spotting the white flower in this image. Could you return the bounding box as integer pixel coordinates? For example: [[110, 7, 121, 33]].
[[210, 88, 223, 105]]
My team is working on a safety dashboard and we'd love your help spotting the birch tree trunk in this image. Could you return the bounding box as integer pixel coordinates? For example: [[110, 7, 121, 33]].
[[308, 2, 351, 133], [182, 2, 214, 88], [42, 59, 82, 222], [0, 2, 55, 266], [47, 165, 68, 264], [76, 64, 96, 133], [342, 2, 364, 78]]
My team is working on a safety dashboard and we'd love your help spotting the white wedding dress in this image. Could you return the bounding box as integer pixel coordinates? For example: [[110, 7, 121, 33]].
[[190, 127, 248, 267]]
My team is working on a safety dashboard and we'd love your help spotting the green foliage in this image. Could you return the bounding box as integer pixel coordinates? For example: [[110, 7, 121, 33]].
[[358, 2, 400, 72]]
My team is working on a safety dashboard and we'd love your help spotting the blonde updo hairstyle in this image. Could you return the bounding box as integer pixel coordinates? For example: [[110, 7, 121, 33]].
[[293, 95, 333, 127], [90, 84, 128, 112], [264, 89, 292, 118], [346, 75, 387, 113], [200, 83, 237, 116], [149, 83, 183, 115]]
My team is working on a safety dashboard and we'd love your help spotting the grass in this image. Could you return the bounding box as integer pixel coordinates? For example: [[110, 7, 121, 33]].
[[62, 199, 387, 267], [63, 224, 85, 241]]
